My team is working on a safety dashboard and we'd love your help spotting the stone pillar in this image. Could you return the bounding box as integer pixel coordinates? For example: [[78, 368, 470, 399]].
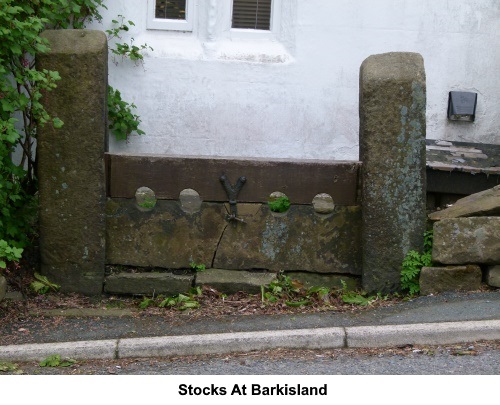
[[37, 30, 107, 295], [359, 52, 426, 293]]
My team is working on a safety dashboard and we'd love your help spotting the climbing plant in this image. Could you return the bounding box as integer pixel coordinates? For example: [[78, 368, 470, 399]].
[[0, 0, 147, 268]]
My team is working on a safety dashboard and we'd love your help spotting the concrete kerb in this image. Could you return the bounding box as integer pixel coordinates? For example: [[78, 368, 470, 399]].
[[346, 320, 500, 348], [0, 340, 117, 362], [117, 328, 346, 359], [0, 320, 499, 362]]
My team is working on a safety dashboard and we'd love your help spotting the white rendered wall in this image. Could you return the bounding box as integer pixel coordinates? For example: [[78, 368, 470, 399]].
[[88, 0, 500, 160]]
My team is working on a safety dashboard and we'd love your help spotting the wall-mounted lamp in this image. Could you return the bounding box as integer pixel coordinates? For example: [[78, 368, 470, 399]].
[[447, 91, 477, 122]]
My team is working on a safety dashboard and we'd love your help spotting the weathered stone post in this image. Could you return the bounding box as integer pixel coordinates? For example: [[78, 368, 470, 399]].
[[37, 30, 107, 294], [359, 52, 426, 293]]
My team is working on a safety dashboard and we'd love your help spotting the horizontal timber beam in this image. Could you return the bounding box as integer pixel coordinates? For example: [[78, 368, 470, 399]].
[[106, 153, 361, 206]]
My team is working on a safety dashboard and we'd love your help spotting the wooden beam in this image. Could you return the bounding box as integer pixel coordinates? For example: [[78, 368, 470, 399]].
[[106, 153, 361, 205]]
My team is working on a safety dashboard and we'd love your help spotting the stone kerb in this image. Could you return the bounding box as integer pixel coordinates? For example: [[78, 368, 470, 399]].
[[37, 30, 108, 295], [359, 52, 427, 293]]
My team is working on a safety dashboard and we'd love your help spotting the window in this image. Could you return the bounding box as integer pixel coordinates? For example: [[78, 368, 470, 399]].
[[155, 0, 186, 20], [232, 0, 272, 30], [147, 0, 194, 31]]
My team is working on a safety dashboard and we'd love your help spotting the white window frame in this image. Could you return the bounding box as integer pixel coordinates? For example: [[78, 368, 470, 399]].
[[222, 0, 281, 40], [147, 0, 195, 31]]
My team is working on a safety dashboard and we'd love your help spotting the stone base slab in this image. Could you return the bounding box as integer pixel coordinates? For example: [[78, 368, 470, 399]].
[[104, 272, 194, 296], [284, 271, 360, 291], [195, 268, 276, 294], [420, 265, 482, 295], [106, 199, 361, 274]]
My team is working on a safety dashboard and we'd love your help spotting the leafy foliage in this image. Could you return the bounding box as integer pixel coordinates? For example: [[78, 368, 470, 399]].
[[30, 272, 60, 294], [261, 274, 309, 305], [0, 362, 19, 372], [260, 274, 379, 308], [339, 280, 376, 306], [0, 1, 149, 271], [39, 354, 76, 367], [0, 0, 106, 269], [0, 0, 105, 186], [107, 86, 145, 141], [106, 15, 153, 64], [190, 262, 206, 272], [139, 287, 203, 311], [105, 15, 150, 141], [401, 230, 433, 295], [0, 240, 23, 269], [158, 289, 201, 311]]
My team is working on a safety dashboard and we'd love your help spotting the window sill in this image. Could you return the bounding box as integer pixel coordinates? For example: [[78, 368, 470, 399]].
[[137, 33, 204, 60], [136, 32, 293, 64], [215, 39, 293, 64]]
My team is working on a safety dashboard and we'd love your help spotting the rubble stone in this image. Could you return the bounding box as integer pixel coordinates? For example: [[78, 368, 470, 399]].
[[429, 185, 500, 221], [420, 265, 482, 295], [433, 217, 500, 264], [486, 265, 500, 288]]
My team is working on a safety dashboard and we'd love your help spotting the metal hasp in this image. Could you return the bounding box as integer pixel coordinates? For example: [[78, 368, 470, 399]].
[[219, 175, 247, 222]]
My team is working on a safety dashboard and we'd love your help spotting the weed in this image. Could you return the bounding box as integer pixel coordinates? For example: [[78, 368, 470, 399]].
[[137, 196, 156, 209], [140, 287, 203, 311], [260, 273, 380, 308], [268, 196, 291, 213], [190, 262, 206, 272], [105, 299, 125, 309], [39, 355, 76, 368], [138, 297, 156, 309], [0, 362, 19, 372], [401, 230, 433, 295], [261, 274, 339, 307], [261, 274, 305, 304], [339, 280, 375, 306], [30, 273, 60, 295]]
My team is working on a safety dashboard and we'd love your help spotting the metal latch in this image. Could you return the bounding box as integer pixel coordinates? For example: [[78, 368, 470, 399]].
[[219, 175, 246, 223]]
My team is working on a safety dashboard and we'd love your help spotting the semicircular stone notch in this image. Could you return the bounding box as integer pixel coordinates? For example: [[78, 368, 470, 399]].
[[312, 193, 335, 214], [268, 191, 291, 213], [135, 186, 157, 211], [179, 188, 202, 214]]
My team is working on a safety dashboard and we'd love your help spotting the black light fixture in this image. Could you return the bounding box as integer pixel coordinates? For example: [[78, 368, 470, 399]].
[[447, 91, 477, 122]]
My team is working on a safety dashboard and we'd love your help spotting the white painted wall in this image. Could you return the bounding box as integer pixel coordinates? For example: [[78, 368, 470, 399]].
[[88, 0, 500, 160]]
